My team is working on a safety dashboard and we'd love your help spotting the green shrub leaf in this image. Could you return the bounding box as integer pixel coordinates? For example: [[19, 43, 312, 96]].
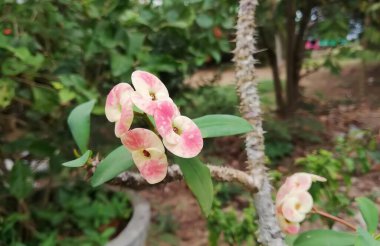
[[175, 156, 213, 216], [356, 197, 379, 233], [62, 150, 92, 167], [355, 228, 380, 246], [9, 161, 33, 199], [193, 114, 253, 138], [91, 146, 133, 187], [294, 229, 356, 246], [67, 100, 96, 154]]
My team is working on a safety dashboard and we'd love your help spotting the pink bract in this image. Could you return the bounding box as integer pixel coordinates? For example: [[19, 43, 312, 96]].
[[121, 128, 168, 184], [275, 172, 326, 234], [131, 70, 171, 115], [105, 83, 134, 137], [280, 191, 313, 223], [154, 101, 203, 158]]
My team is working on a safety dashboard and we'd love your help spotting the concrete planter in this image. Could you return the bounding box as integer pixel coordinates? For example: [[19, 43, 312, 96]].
[[107, 189, 151, 246]]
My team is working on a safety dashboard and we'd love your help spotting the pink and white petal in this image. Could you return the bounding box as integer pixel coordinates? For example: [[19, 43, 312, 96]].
[[294, 191, 313, 214], [281, 191, 313, 223], [105, 83, 134, 122], [281, 197, 307, 223], [155, 89, 170, 101], [163, 116, 203, 158], [288, 173, 313, 192], [131, 71, 169, 98], [105, 90, 121, 122], [154, 100, 180, 139], [114, 106, 134, 138], [121, 128, 164, 152], [115, 83, 134, 104], [131, 92, 157, 115], [277, 215, 301, 235], [132, 148, 168, 184], [276, 181, 294, 206]]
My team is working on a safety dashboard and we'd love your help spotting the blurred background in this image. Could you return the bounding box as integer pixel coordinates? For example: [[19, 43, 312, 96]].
[[0, 0, 380, 245]]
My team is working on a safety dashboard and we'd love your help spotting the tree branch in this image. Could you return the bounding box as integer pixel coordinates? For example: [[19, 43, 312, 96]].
[[109, 164, 258, 192]]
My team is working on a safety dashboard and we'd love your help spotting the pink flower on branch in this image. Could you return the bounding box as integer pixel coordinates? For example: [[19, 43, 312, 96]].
[[276, 172, 326, 234], [105, 83, 134, 137], [121, 128, 168, 184], [131, 70, 171, 115], [154, 101, 203, 158]]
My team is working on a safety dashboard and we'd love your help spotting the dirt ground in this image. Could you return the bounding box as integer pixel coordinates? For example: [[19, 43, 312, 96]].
[[141, 62, 380, 246]]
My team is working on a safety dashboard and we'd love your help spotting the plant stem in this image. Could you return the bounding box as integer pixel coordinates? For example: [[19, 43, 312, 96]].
[[312, 207, 356, 232], [110, 164, 258, 192]]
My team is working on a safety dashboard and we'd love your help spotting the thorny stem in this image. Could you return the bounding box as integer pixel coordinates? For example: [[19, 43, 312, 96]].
[[312, 207, 356, 232], [102, 164, 258, 192]]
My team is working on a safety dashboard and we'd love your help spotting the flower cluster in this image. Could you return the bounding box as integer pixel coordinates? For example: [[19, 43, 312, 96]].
[[275, 172, 326, 234], [105, 71, 203, 184]]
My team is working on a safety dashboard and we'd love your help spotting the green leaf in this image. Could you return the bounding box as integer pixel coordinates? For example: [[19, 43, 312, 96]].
[[67, 100, 96, 154], [111, 52, 133, 77], [0, 78, 16, 108], [127, 32, 145, 56], [91, 146, 133, 187], [294, 229, 356, 246], [356, 197, 379, 233], [193, 114, 253, 138], [285, 235, 298, 246], [9, 161, 33, 199], [32, 87, 59, 114], [62, 150, 92, 167], [196, 14, 213, 28], [355, 228, 380, 246], [175, 157, 213, 216]]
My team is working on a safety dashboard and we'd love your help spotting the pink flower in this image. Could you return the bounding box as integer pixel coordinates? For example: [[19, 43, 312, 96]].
[[276, 172, 326, 205], [121, 128, 168, 184], [280, 191, 313, 222], [154, 101, 203, 158], [105, 83, 134, 137], [276, 172, 326, 234], [131, 71, 171, 115]]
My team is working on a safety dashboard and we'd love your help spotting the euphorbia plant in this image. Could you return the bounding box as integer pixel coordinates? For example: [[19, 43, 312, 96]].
[[63, 70, 255, 216]]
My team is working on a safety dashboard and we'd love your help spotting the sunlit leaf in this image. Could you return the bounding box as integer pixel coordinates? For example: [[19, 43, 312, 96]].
[[175, 156, 213, 216], [67, 100, 96, 154], [91, 146, 133, 187], [356, 197, 379, 233], [62, 150, 92, 167], [294, 229, 356, 246], [193, 114, 253, 138]]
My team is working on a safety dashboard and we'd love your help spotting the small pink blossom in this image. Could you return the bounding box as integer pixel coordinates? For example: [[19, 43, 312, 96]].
[[131, 70, 171, 115], [154, 101, 203, 158], [276, 172, 326, 234], [276, 172, 326, 205], [280, 191, 313, 223], [121, 128, 168, 184], [105, 83, 134, 137]]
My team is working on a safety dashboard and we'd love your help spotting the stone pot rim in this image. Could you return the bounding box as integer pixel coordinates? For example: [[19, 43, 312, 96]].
[[107, 187, 151, 246]]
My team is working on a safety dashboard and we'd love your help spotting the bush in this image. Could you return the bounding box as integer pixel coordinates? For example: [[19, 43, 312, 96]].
[[296, 128, 379, 217], [174, 85, 239, 118], [0, 0, 238, 165], [0, 177, 132, 245]]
